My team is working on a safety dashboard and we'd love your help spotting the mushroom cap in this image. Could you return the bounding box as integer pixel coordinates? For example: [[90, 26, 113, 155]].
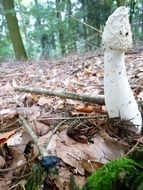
[[102, 6, 132, 51]]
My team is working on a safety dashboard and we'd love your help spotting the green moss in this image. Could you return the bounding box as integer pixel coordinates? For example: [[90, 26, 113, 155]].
[[83, 157, 143, 190]]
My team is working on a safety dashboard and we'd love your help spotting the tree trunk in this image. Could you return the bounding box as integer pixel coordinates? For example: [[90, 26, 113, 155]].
[[116, 0, 125, 6], [80, 0, 88, 50], [66, 0, 77, 52], [56, 0, 66, 54], [34, 0, 48, 58], [2, 0, 28, 61]]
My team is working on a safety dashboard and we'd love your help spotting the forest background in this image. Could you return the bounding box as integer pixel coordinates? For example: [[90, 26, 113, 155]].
[[0, 0, 143, 62]]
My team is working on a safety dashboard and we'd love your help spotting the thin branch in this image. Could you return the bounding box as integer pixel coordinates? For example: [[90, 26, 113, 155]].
[[12, 80, 143, 107], [19, 114, 65, 157], [55, 10, 102, 34], [38, 115, 107, 122], [19, 115, 45, 156], [44, 120, 66, 150], [13, 80, 105, 105], [69, 14, 102, 34], [125, 135, 143, 156]]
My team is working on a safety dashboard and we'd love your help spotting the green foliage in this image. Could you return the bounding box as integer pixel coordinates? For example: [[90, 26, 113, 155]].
[[0, 38, 13, 61], [25, 163, 46, 190], [83, 157, 143, 190]]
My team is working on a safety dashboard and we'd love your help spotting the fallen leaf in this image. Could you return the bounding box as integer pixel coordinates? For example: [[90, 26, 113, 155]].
[[137, 91, 143, 100], [55, 166, 86, 190], [0, 130, 16, 145], [0, 109, 11, 115], [75, 104, 95, 113], [0, 156, 5, 168], [30, 121, 49, 136], [38, 96, 52, 106], [54, 131, 126, 174], [23, 93, 39, 106], [6, 131, 23, 146], [75, 104, 106, 114], [84, 67, 92, 74], [3, 147, 26, 183], [4, 81, 13, 91], [81, 159, 103, 173], [0, 178, 8, 190]]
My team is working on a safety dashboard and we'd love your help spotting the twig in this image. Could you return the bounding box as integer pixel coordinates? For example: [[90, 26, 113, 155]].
[[13, 80, 143, 108], [0, 156, 36, 172], [19, 115, 46, 156], [38, 115, 107, 121], [12, 80, 105, 105], [68, 14, 102, 34], [131, 85, 143, 90], [125, 135, 143, 156], [19, 115, 65, 157], [44, 120, 66, 150], [55, 10, 102, 34]]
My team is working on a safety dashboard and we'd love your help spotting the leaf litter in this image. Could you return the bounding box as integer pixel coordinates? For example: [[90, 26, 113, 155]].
[[0, 51, 143, 189]]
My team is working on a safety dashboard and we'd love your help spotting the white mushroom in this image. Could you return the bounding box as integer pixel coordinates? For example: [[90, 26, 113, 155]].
[[102, 6, 142, 133]]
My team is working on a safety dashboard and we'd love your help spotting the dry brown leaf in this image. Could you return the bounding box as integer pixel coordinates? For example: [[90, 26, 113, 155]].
[[38, 132, 58, 155], [3, 147, 26, 184], [0, 109, 12, 115], [17, 106, 41, 120], [137, 91, 143, 100], [55, 166, 86, 190], [0, 178, 8, 190], [75, 104, 95, 113], [23, 93, 39, 106], [38, 112, 63, 126], [0, 97, 5, 106], [0, 110, 20, 129], [84, 67, 92, 74], [30, 121, 50, 136], [6, 131, 22, 146], [75, 104, 106, 114], [0, 156, 5, 168], [0, 130, 16, 145], [54, 130, 126, 174], [14, 130, 33, 153], [11, 148, 26, 168], [38, 96, 52, 106], [55, 166, 72, 190], [81, 159, 103, 173], [4, 81, 13, 91], [74, 175, 86, 188], [96, 70, 104, 78], [93, 105, 106, 114]]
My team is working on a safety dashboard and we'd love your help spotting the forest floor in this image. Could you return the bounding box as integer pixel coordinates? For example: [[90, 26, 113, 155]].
[[0, 51, 143, 189]]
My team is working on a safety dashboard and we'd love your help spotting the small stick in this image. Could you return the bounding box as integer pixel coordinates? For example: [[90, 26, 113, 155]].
[[13, 80, 143, 107], [19, 115, 45, 156], [125, 135, 143, 156], [12, 80, 105, 105], [44, 120, 66, 150], [19, 115, 65, 157]]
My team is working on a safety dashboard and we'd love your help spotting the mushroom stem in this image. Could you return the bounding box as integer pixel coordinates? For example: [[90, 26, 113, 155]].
[[104, 50, 142, 133], [103, 7, 142, 133]]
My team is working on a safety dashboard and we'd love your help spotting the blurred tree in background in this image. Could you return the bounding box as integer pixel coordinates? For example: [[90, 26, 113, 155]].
[[2, 0, 28, 61], [0, 0, 143, 61]]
